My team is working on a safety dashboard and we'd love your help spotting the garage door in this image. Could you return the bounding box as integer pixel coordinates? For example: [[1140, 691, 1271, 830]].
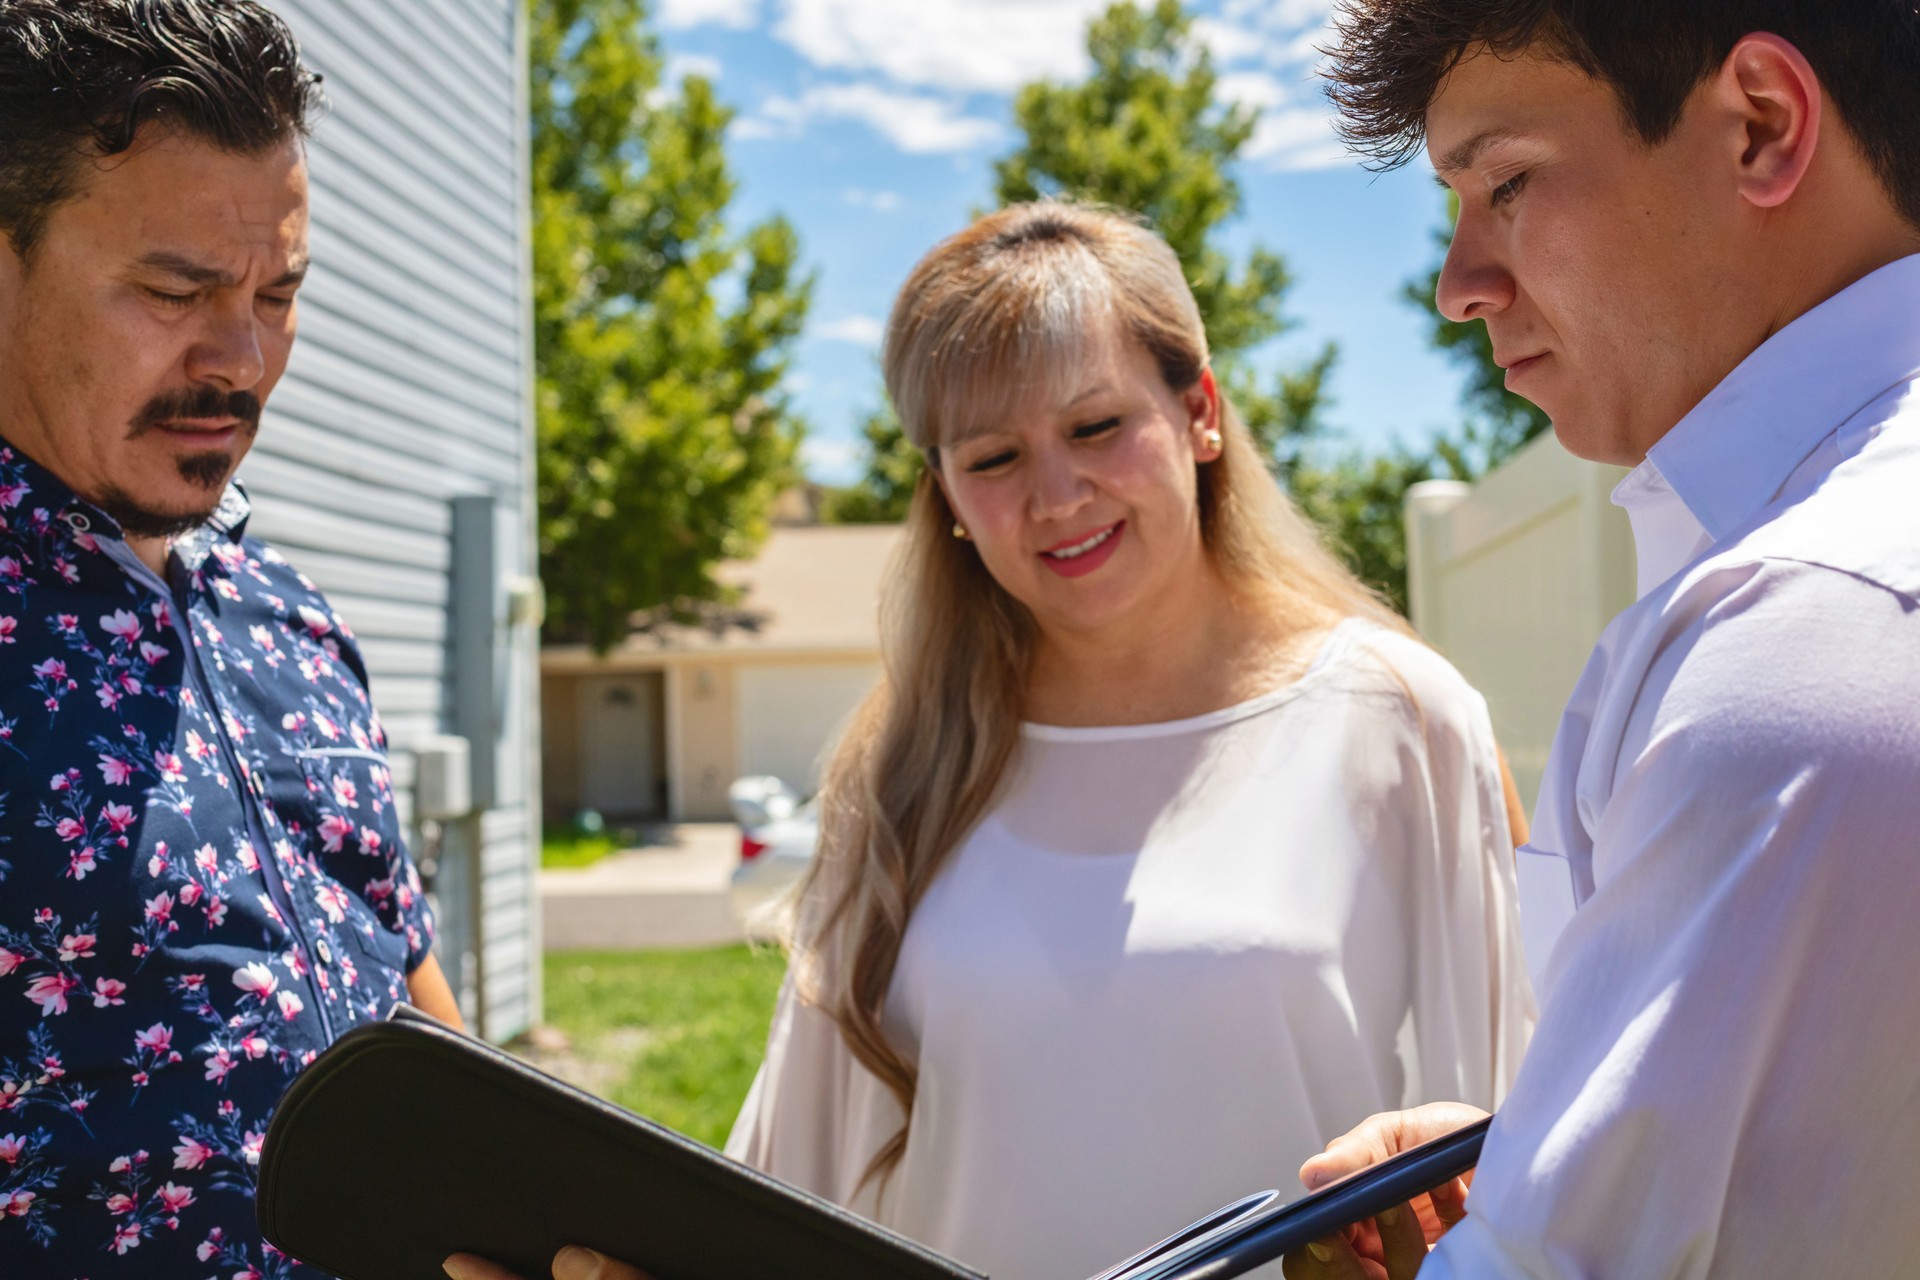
[[736, 663, 882, 795]]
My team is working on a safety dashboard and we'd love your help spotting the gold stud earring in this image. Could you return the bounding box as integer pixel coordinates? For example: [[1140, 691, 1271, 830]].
[[953, 522, 970, 540], [1203, 429, 1224, 453]]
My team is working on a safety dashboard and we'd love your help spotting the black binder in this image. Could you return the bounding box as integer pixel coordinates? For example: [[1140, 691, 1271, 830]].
[[257, 1007, 1487, 1280]]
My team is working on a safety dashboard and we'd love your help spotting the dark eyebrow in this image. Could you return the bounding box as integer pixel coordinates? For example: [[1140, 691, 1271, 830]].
[[1433, 128, 1525, 178], [136, 251, 310, 290]]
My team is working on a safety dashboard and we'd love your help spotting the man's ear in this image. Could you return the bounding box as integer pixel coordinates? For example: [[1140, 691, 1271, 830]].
[[1720, 33, 1823, 211]]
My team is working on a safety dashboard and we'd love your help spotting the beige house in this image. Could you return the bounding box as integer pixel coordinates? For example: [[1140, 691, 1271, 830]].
[[542, 525, 902, 822]]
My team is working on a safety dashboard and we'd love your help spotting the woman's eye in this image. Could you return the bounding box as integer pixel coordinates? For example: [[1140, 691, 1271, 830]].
[[1491, 172, 1528, 207], [1072, 416, 1121, 440], [967, 449, 1017, 474]]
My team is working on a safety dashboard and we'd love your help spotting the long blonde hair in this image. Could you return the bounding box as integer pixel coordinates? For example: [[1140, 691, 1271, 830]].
[[788, 201, 1407, 1192]]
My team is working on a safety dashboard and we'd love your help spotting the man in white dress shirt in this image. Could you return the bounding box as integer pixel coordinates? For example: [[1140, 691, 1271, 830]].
[[1286, 4, 1920, 1279]]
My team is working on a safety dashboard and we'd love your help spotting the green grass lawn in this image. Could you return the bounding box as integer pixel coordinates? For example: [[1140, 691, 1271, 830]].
[[540, 825, 625, 870], [539, 946, 787, 1148]]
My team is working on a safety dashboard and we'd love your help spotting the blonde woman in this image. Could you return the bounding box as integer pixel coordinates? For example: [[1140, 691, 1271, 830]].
[[446, 202, 1533, 1280]]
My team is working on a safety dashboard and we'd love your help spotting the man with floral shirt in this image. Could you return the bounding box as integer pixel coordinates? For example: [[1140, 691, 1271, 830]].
[[0, 2, 464, 1276]]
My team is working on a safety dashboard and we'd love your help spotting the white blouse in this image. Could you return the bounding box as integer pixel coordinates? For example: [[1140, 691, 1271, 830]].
[[726, 622, 1534, 1280]]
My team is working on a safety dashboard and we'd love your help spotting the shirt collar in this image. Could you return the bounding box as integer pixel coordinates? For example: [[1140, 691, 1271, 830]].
[[0, 432, 253, 556], [1612, 253, 1920, 591]]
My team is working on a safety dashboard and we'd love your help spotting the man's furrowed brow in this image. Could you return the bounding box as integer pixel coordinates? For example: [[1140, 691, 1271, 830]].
[[1433, 128, 1526, 178], [134, 252, 311, 289]]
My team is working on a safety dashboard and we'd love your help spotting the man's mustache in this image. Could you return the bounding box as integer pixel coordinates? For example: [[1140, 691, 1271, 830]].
[[129, 385, 263, 437]]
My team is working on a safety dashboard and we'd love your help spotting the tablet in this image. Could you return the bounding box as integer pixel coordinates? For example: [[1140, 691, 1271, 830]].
[[1099, 1115, 1491, 1280]]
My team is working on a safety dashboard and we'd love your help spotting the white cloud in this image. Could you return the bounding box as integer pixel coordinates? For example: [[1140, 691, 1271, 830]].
[[737, 83, 1002, 154], [665, 52, 724, 84], [843, 187, 902, 212], [657, 0, 760, 29], [1216, 69, 1350, 171], [1192, 17, 1280, 67], [772, 0, 1106, 94], [801, 435, 865, 483], [815, 313, 886, 346]]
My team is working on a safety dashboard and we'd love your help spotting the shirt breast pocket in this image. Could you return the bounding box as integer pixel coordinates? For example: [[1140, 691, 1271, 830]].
[[277, 747, 420, 984]]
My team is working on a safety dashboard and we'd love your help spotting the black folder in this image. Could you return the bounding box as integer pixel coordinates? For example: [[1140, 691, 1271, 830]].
[[257, 1007, 1488, 1280]]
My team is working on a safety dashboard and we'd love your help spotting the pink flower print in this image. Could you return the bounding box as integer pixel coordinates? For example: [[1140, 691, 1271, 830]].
[[156, 1182, 195, 1214], [92, 978, 127, 1008], [316, 883, 350, 924], [144, 891, 174, 923], [275, 990, 304, 1020], [100, 609, 143, 643], [239, 1033, 269, 1060], [0, 479, 25, 508], [256, 893, 283, 925], [67, 847, 98, 879], [204, 897, 228, 927], [0, 558, 19, 583], [331, 774, 358, 808], [178, 973, 206, 991], [0, 948, 19, 977], [194, 843, 220, 873], [0, 1081, 30, 1111], [185, 729, 212, 760], [0, 1134, 22, 1164], [95, 682, 122, 710], [139, 640, 170, 664], [134, 1023, 173, 1053], [0, 616, 14, 644], [172, 1137, 214, 1170], [112, 1222, 143, 1253], [56, 932, 96, 962], [313, 712, 340, 741], [101, 802, 137, 833], [24, 972, 79, 1016], [53, 817, 84, 842], [232, 963, 277, 997], [318, 814, 354, 853], [236, 843, 260, 872], [220, 709, 248, 741], [202, 1047, 235, 1084], [2, 1190, 36, 1217], [283, 948, 309, 979], [361, 829, 383, 856], [280, 711, 308, 733], [31, 657, 66, 681], [55, 612, 77, 631], [241, 1128, 265, 1166], [178, 881, 204, 907], [99, 754, 135, 786], [156, 752, 186, 782], [297, 605, 333, 637]]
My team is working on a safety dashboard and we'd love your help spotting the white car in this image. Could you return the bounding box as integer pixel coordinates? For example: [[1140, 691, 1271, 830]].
[[727, 777, 819, 935]]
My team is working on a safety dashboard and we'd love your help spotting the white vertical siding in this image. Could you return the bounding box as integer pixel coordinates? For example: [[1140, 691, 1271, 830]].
[[245, 0, 540, 1040]]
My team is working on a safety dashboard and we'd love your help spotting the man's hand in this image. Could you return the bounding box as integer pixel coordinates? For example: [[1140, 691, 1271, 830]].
[[1281, 1102, 1489, 1280], [443, 1246, 651, 1280]]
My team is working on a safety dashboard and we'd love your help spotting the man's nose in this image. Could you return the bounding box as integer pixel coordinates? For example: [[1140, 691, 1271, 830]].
[[1434, 213, 1516, 324], [185, 299, 268, 392]]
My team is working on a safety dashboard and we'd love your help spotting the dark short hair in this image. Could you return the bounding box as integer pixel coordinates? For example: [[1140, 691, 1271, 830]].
[[1326, 1, 1920, 228], [0, 0, 322, 256]]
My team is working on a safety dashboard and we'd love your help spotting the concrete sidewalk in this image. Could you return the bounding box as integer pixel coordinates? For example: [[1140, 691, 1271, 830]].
[[541, 823, 745, 950]]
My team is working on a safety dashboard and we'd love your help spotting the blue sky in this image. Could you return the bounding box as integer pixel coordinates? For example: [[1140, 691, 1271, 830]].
[[651, 0, 1472, 483]]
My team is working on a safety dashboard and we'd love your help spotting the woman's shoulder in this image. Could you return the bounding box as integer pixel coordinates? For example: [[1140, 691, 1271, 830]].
[[1322, 618, 1494, 741]]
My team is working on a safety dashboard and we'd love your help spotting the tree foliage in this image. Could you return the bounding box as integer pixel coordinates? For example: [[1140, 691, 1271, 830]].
[[823, 0, 1333, 526], [532, 0, 812, 648]]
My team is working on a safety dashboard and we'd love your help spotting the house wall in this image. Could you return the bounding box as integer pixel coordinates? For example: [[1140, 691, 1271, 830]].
[[669, 661, 739, 822], [248, 0, 540, 1039]]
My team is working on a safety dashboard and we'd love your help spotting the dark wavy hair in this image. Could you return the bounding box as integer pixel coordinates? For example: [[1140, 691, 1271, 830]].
[[1325, 0, 1920, 228], [0, 0, 323, 256]]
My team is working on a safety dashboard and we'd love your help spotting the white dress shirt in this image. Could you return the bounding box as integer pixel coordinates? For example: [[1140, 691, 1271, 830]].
[[1426, 253, 1920, 1279], [728, 623, 1534, 1280]]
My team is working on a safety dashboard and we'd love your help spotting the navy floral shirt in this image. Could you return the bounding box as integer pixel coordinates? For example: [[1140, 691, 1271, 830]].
[[0, 439, 434, 1278]]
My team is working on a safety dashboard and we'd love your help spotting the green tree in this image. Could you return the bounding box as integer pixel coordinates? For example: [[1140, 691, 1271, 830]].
[[824, 0, 1332, 525], [532, 0, 812, 648]]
